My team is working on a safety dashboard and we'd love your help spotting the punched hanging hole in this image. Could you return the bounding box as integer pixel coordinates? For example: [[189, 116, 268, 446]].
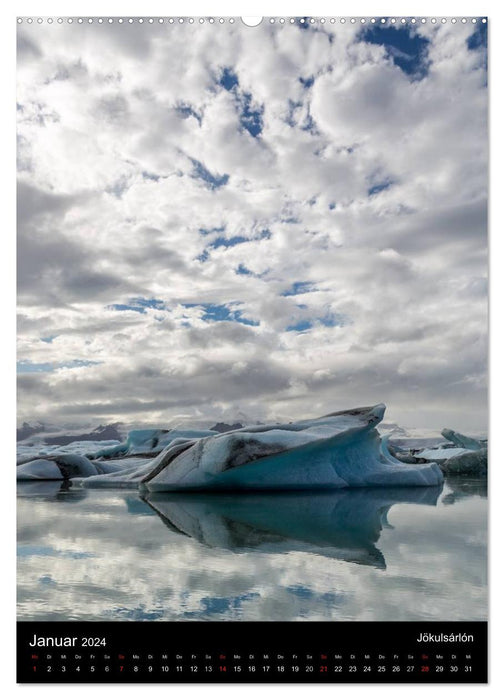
[[241, 17, 263, 27]]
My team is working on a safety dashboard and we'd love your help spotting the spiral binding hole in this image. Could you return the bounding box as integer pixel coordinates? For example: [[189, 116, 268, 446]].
[[16, 16, 488, 27]]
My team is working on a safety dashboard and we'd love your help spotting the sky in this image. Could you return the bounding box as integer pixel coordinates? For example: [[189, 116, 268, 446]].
[[16, 17, 488, 432]]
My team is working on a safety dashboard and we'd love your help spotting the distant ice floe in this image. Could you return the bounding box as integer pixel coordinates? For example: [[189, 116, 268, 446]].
[[17, 404, 443, 490], [393, 428, 487, 476]]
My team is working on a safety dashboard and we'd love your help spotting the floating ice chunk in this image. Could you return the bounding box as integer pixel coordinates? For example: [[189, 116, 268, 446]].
[[416, 447, 473, 463], [441, 429, 482, 451], [442, 448, 487, 475], [92, 429, 216, 458], [17, 453, 127, 481], [16, 459, 64, 481]]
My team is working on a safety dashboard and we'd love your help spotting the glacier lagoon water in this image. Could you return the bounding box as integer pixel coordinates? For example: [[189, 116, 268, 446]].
[[17, 476, 487, 621]]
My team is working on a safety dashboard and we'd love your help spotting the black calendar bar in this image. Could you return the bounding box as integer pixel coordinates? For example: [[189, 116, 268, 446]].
[[17, 620, 487, 683]]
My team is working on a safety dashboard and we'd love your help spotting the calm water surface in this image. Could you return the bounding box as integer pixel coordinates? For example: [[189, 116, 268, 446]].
[[17, 476, 487, 621]]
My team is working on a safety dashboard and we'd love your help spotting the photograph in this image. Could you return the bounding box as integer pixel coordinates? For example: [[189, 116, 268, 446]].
[[16, 15, 487, 636]]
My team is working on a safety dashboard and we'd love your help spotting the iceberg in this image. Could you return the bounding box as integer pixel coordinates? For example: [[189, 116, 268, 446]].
[[441, 429, 483, 451], [75, 404, 443, 491], [442, 448, 488, 475], [416, 447, 473, 463], [16, 453, 126, 481], [91, 428, 216, 458]]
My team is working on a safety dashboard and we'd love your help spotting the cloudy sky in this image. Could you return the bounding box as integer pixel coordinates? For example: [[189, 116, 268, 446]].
[[16, 17, 488, 432]]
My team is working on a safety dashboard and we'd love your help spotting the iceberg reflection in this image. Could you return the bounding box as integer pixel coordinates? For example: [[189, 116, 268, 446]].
[[143, 486, 442, 570], [442, 474, 488, 505], [16, 480, 86, 501]]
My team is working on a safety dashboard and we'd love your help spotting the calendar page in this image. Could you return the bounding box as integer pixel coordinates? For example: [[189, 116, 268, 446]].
[[16, 14, 488, 684]]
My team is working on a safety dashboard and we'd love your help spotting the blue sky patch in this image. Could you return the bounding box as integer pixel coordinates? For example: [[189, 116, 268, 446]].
[[199, 225, 225, 236], [286, 311, 343, 332], [17, 359, 100, 373], [287, 319, 313, 332], [318, 312, 342, 328], [175, 103, 202, 124], [183, 302, 259, 326], [361, 25, 430, 80], [40, 335, 57, 343], [110, 303, 145, 313], [236, 263, 253, 275], [467, 21, 488, 75], [17, 361, 59, 373], [219, 67, 239, 91], [282, 281, 314, 296], [368, 180, 393, 196], [240, 93, 264, 137], [299, 75, 315, 89], [109, 297, 165, 314], [206, 228, 270, 250], [467, 22, 487, 51], [286, 99, 302, 127], [197, 250, 209, 263], [190, 158, 229, 190], [301, 112, 317, 134], [218, 67, 263, 137], [131, 297, 165, 309], [210, 235, 248, 249], [18, 544, 58, 557]]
